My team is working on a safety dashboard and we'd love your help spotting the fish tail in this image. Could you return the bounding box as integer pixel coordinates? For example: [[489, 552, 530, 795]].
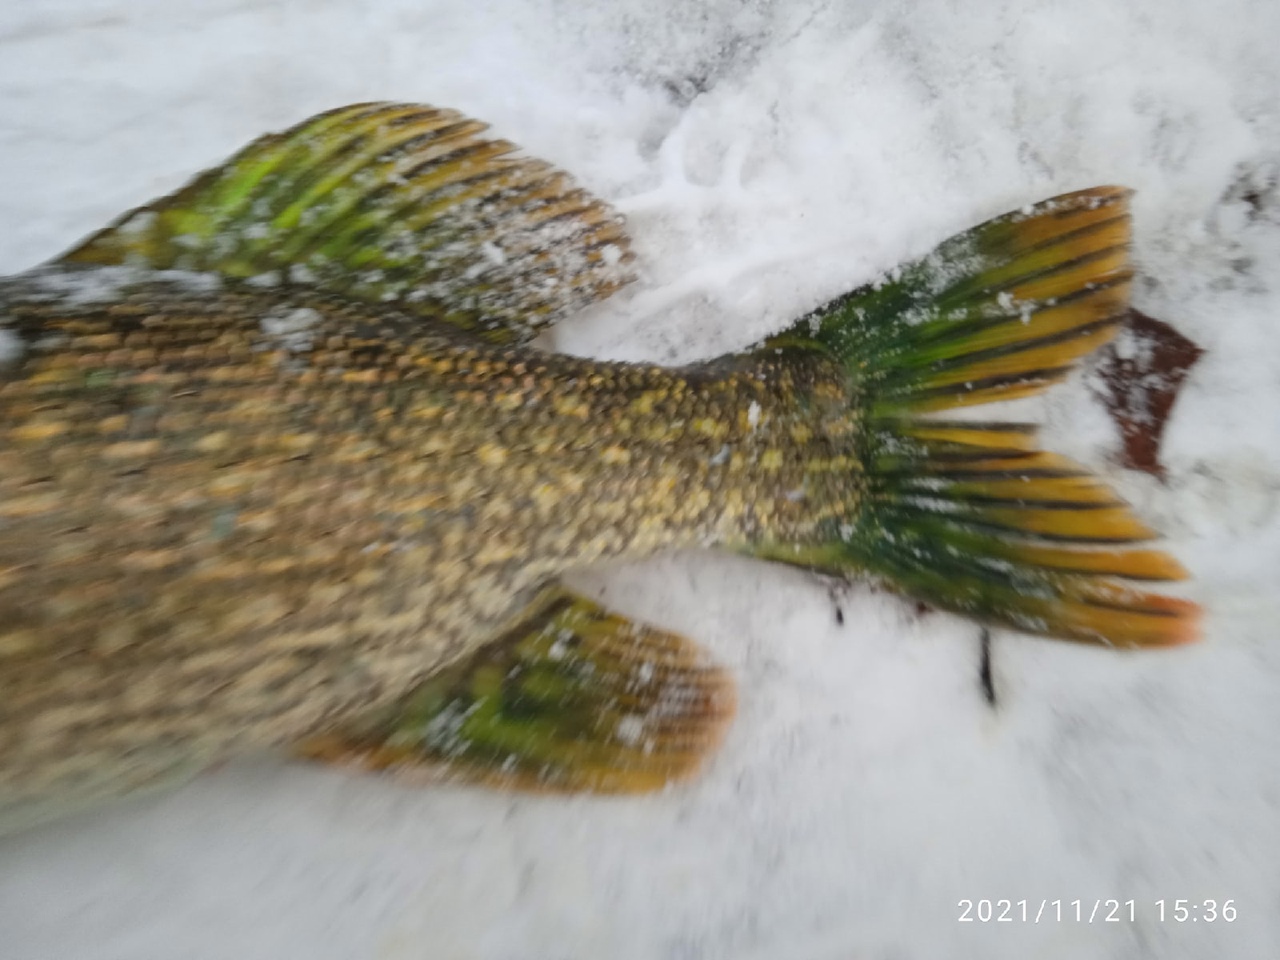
[[756, 187, 1200, 647]]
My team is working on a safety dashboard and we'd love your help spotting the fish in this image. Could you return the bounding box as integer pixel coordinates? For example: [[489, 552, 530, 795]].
[[0, 101, 1200, 835]]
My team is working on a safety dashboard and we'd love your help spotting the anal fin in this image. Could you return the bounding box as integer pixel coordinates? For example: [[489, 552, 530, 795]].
[[297, 587, 736, 794]]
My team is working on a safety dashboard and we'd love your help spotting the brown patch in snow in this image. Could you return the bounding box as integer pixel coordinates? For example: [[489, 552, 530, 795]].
[[1090, 309, 1204, 480]]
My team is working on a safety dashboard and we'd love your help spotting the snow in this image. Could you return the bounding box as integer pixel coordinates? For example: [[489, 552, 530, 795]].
[[259, 305, 322, 354], [2, 1, 1279, 958], [0, 327, 23, 367]]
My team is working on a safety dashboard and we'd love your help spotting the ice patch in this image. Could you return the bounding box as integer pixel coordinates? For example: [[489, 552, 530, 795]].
[[13, 264, 223, 307], [480, 241, 506, 266], [289, 264, 317, 284], [117, 210, 157, 238], [0, 326, 24, 367], [259, 306, 321, 353], [614, 715, 645, 745]]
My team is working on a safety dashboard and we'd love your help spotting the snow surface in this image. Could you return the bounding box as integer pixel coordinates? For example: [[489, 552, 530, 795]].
[[3, 1, 1280, 958]]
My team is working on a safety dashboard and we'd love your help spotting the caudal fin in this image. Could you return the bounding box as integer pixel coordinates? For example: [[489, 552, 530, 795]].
[[761, 188, 1200, 647]]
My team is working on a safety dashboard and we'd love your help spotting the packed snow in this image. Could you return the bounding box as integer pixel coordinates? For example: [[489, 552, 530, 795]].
[[2, 1, 1279, 958]]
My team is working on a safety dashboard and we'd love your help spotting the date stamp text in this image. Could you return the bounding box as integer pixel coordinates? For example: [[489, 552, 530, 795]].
[[957, 899, 1237, 923]]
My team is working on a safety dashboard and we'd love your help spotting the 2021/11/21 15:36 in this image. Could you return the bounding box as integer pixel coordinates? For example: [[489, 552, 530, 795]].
[[957, 899, 1238, 923]]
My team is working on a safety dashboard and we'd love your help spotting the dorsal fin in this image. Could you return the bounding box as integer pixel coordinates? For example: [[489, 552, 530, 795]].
[[60, 102, 635, 344]]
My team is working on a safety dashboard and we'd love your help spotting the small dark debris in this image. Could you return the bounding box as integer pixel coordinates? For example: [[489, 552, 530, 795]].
[[1225, 160, 1280, 224], [825, 582, 847, 626], [662, 74, 713, 106], [978, 628, 996, 708]]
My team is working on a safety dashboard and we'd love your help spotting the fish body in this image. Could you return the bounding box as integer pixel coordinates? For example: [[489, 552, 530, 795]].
[[0, 274, 847, 826], [0, 102, 1198, 834]]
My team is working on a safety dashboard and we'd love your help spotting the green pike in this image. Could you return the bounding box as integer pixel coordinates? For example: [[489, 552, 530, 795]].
[[0, 102, 1199, 835]]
